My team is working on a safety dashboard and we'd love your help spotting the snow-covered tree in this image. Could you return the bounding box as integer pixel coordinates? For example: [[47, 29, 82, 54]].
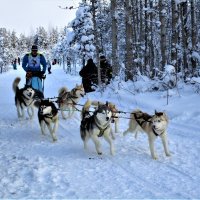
[[70, 1, 95, 66]]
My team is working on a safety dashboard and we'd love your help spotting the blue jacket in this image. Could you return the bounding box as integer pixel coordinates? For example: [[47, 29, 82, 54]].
[[22, 53, 47, 73]]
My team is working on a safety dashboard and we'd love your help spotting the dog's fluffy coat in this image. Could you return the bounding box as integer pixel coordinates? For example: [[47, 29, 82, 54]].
[[37, 99, 59, 142], [123, 109, 171, 159], [58, 84, 85, 119], [89, 100, 119, 134], [13, 77, 36, 119], [80, 100, 115, 155]]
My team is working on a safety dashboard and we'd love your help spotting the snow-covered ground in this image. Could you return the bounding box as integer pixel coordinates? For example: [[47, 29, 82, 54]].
[[0, 65, 200, 199]]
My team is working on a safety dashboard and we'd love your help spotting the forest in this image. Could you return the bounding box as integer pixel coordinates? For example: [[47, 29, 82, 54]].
[[0, 0, 200, 84]]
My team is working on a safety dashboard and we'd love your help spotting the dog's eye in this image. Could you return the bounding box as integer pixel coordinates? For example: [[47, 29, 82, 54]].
[[158, 120, 161, 122]]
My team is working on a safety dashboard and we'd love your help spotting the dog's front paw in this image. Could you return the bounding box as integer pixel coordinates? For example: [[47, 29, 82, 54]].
[[111, 150, 115, 156], [123, 131, 127, 136], [166, 152, 171, 157], [53, 138, 57, 142], [152, 155, 158, 160], [41, 131, 46, 135], [98, 152, 102, 155], [111, 133, 115, 140]]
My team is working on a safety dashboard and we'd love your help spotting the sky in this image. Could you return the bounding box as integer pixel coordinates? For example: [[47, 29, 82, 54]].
[[0, 0, 80, 35], [0, 64, 200, 198]]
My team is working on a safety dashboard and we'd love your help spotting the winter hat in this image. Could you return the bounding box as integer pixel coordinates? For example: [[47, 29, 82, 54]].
[[31, 45, 38, 51]]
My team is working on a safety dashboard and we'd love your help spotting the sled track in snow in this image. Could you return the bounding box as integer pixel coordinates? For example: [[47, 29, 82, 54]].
[[104, 155, 190, 198]]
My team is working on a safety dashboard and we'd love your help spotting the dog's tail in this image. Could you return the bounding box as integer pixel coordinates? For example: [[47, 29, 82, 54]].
[[58, 86, 68, 98], [90, 100, 100, 107], [12, 77, 21, 93], [81, 99, 92, 119]]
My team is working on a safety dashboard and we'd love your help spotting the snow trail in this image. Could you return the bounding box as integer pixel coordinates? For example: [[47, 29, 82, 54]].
[[0, 65, 200, 198]]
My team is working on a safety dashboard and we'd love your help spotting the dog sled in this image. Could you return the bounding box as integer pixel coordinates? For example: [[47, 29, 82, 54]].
[[26, 71, 46, 99]]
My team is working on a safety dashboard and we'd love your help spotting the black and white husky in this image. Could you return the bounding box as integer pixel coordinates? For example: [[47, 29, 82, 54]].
[[12, 77, 36, 119], [123, 109, 171, 159], [80, 100, 115, 155], [36, 99, 59, 142]]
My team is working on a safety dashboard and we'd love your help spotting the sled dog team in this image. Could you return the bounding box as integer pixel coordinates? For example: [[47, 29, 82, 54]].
[[13, 77, 171, 160]]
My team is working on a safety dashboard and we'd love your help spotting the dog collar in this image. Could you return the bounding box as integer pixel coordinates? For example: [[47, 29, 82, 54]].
[[22, 95, 34, 107], [152, 127, 165, 136]]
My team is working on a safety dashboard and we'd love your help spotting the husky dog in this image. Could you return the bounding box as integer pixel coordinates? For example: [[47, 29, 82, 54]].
[[36, 99, 59, 142], [13, 77, 36, 119], [89, 100, 119, 139], [80, 100, 115, 155], [58, 84, 85, 119], [123, 109, 170, 159]]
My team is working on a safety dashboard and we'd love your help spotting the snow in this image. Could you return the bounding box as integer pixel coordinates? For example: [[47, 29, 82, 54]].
[[0, 65, 200, 199], [164, 64, 175, 74], [192, 51, 200, 62]]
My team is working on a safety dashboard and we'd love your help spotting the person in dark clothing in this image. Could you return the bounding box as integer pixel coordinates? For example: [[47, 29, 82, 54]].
[[79, 58, 98, 93], [100, 55, 112, 85], [22, 45, 47, 99], [12, 58, 17, 70], [47, 60, 52, 74], [18, 57, 20, 65]]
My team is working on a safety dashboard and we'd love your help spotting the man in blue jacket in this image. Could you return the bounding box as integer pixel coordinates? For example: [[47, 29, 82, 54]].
[[22, 45, 47, 98]]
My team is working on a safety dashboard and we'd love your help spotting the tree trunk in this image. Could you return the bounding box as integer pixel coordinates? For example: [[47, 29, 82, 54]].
[[159, 0, 167, 71], [180, 1, 189, 78], [91, 0, 101, 86], [171, 0, 179, 72], [111, 0, 119, 77], [144, 0, 148, 74], [149, 0, 155, 76], [190, 0, 197, 74], [124, 0, 134, 81]]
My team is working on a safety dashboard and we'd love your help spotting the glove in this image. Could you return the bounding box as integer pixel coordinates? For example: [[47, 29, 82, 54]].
[[41, 74, 46, 79]]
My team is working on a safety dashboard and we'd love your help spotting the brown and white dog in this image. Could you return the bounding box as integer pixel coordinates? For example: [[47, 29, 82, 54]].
[[123, 109, 171, 159], [58, 84, 85, 119]]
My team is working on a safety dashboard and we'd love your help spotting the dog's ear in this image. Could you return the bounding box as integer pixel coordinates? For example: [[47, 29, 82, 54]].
[[34, 100, 41, 108], [106, 101, 109, 106], [155, 110, 163, 116]]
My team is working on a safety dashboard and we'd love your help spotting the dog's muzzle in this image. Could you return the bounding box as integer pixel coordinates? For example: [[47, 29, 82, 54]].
[[27, 92, 33, 97], [106, 117, 110, 121]]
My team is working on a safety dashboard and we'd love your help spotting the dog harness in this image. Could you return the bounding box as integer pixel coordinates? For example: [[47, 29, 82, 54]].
[[94, 121, 110, 137], [152, 127, 165, 136], [19, 92, 34, 107], [133, 112, 164, 137]]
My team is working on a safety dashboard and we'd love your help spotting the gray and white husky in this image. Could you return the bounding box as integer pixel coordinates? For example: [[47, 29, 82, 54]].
[[58, 84, 85, 119], [80, 100, 115, 155], [123, 109, 171, 159], [13, 77, 36, 119], [36, 99, 59, 142]]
